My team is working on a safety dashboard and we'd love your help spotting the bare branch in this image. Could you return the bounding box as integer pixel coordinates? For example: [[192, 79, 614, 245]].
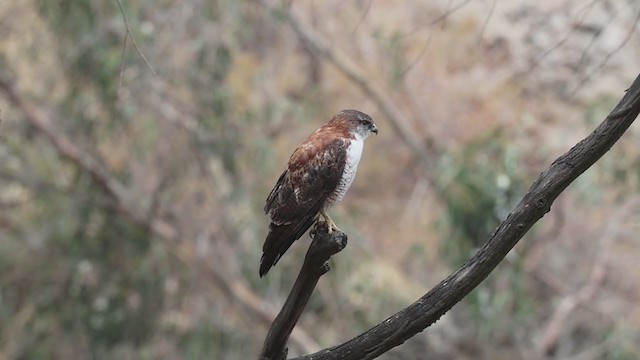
[[114, 0, 158, 81], [0, 78, 129, 205], [350, 0, 372, 34], [261, 224, 348, 360], [352, 0, 477, 39], [284, 75, 640, 360], [406, 0, 476, 35], [572, 6, 640, 94], [398, 34, 433, 79], [476, 0, 498, 44], [574, 4, 619, 72], [118, 29, 128, 89], [525, 0, 600, 76]]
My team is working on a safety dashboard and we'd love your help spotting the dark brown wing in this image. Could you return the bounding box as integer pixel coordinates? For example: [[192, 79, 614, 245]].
[[260, 137, 348, 277]]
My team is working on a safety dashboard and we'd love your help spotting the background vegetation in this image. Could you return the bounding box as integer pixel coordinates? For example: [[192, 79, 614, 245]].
[[1, 0, 640, 359]]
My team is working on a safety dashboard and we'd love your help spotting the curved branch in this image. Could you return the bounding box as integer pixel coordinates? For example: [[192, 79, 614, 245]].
[[291, 75, 640, 360]]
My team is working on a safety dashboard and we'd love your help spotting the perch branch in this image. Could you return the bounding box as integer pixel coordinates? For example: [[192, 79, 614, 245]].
[[287, 74, 640, 360], [260, 223, 348, 360], [0, 76, 319, 355]]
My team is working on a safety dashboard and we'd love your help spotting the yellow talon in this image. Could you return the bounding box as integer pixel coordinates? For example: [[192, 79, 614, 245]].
[[319, 209, 340, 234]]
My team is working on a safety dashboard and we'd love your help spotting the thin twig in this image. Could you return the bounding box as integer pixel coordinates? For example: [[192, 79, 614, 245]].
[[572, 6, 640, 95], [525, 0, 600, 76], [398, 33, 433, 78], [118, 31, 128, 89], [538, 196, 640, 355], [115, 0, 158, 81], [574, 3, 620, 72], [407, 0, 476, 36], [350, 0, 372, 34], [476, 0, 497, 44]]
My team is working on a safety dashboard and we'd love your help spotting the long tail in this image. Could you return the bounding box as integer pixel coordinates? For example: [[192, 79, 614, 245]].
[[259, 216, 317, 277]]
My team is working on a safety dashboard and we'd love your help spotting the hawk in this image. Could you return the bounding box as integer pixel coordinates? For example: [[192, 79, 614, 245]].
[[260, 109, 378, 277]]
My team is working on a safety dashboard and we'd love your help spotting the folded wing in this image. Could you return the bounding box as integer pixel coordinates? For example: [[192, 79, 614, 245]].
[[260, 137, 348, 277]]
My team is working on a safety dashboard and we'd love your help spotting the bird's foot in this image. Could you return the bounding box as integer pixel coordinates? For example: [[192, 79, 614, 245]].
[[326, 219, 340, 234], [319, 210, 340, 234]]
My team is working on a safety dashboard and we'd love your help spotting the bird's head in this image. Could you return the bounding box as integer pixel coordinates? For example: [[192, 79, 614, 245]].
[[333, 109, 378, 140]]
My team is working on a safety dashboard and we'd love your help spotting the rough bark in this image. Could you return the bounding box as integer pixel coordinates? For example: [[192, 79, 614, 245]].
[[289, 75, 640, 360], [260, 223, 348, 360]]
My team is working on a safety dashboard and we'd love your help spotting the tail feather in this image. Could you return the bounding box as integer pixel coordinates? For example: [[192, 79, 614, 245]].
[[259, 215, 317, 277]]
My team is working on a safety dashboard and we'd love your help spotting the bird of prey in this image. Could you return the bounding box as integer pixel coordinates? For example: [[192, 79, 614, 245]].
[[260, 109, 378, 277]]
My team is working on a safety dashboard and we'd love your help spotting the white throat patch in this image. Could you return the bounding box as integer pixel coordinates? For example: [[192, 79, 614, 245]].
[[334, 137, 364, 203], [346, 137, 364, 170]]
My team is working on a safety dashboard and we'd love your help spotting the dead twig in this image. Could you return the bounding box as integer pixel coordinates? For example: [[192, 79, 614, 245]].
[[114, 0, 158, 87], [572, 6, 640, 94]]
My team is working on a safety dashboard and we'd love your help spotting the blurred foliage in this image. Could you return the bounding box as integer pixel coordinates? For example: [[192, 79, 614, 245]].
[[0, 171, 169, 357], [434, 129, 538, 342], [1, 0, 640, 359], [437, 128, 525, 265]]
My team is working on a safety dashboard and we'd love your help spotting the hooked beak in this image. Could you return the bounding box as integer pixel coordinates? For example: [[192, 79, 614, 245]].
[[371, 124, 378, 135]]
